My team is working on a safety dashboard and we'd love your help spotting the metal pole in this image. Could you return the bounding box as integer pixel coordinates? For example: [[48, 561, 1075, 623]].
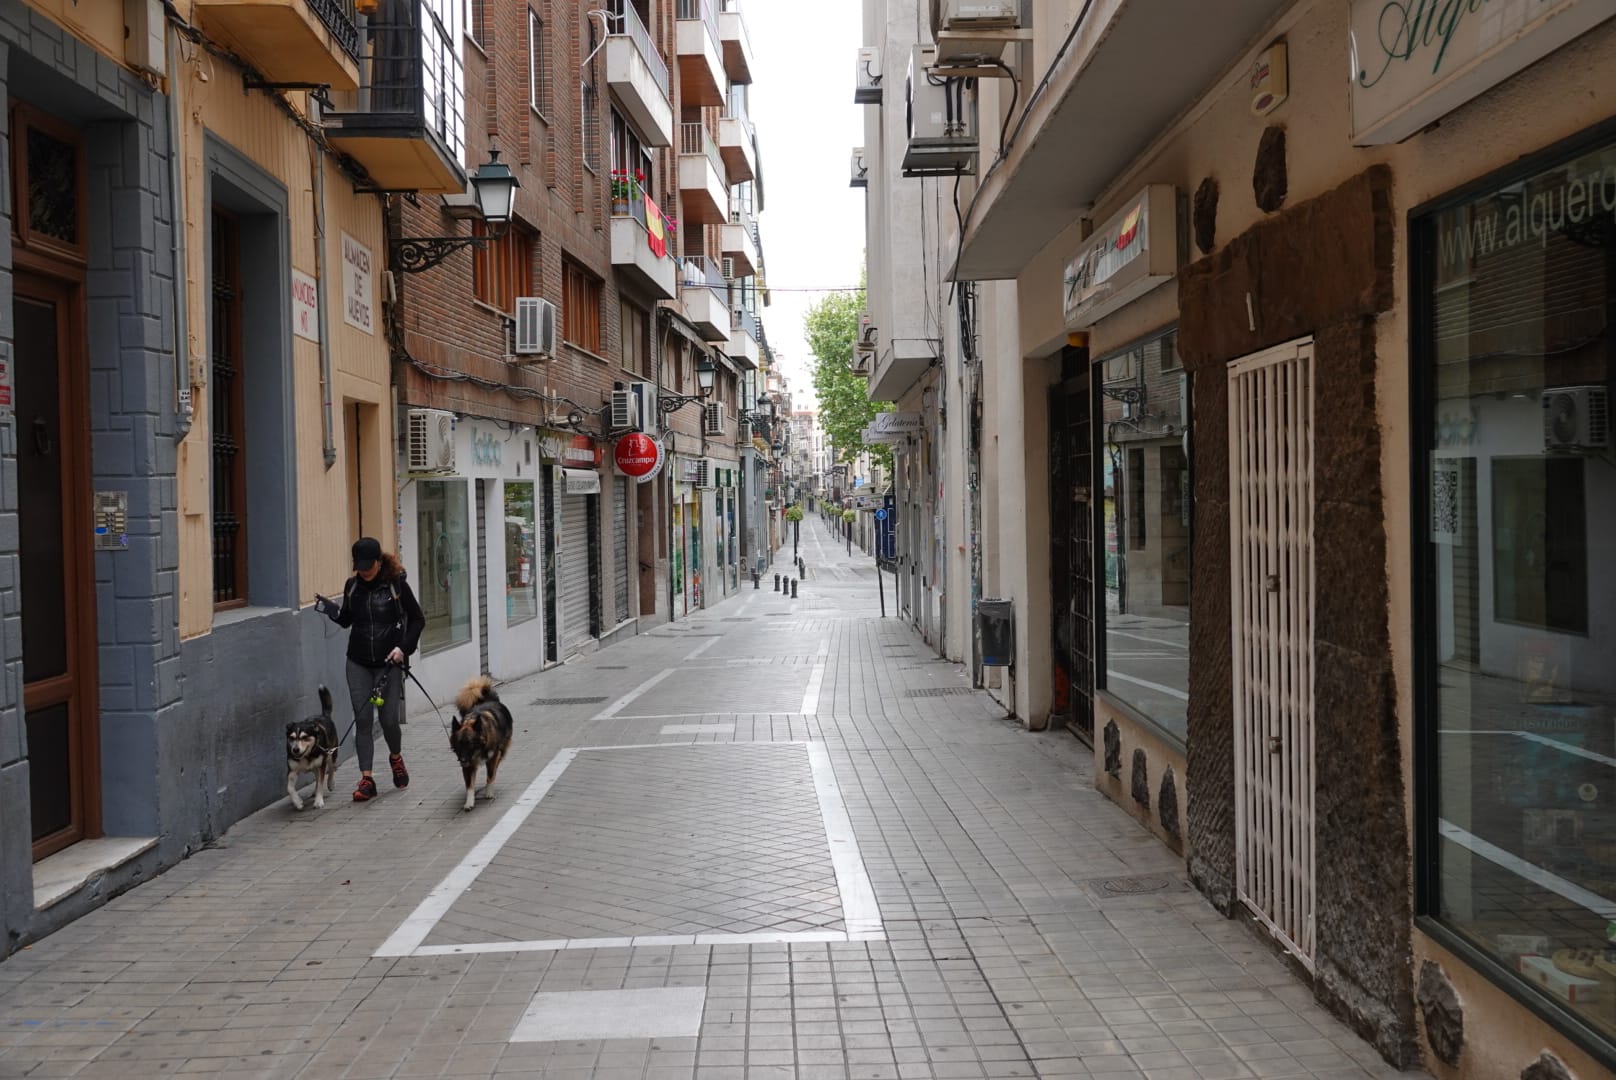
[[878, 561, 886, 617]]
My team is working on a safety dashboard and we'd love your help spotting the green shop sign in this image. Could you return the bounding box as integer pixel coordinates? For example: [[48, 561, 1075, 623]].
[[1349, 0, 1616, 145]]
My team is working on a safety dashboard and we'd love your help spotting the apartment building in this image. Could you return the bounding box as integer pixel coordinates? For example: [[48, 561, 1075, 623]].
[[860, 0, 1616, 1075], [0, 0, 395, 947]]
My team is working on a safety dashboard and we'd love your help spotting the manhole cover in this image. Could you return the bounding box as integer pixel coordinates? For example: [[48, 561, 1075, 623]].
[[597, 666, 629, 670], [682, 633, 725, 638], [723, 617, 755, 622], [529, 697, 611, 706], [1085, 874, 1180, 897], [906, 687, 973, 698]]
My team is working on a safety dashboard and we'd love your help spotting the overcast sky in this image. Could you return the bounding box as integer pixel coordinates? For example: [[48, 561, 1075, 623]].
[[747, 0, 866, 411]]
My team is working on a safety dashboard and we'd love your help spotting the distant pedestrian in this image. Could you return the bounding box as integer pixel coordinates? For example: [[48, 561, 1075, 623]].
[[315, 538, 426, 801]]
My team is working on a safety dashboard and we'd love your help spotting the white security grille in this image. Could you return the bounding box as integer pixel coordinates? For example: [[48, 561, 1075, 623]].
[[1228, 337, 1316, 968]]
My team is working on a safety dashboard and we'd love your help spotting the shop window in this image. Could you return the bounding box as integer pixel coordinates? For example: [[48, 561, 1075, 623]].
[[417, 479, 472, 653], [1413, 130, 1616, 1061], [504, 481, 539, 625], [472, 222, 535, 314], [1096, 328, 1190, 745], [562, 258, 602, 352]]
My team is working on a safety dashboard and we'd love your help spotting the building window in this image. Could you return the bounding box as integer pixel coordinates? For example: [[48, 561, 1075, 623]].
[[504, 481, 539, 625], [621, 299, 649, 376], [562, 258, 602, 352], [528, 8, 547, 114], [1096, 328, 1190, 745], [1413, 129, 1616, 1061], [418, 479, 472, 654], [466, 0, 486, 45], [580, 21, 601, 172], [472, 223, 535, 313], [211, 208, 248, 608], [611, 109, 654, 199]]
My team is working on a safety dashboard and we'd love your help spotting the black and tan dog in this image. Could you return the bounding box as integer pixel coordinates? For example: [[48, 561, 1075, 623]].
[[286, 686, 340, 811], [451, 676, 514, 811]]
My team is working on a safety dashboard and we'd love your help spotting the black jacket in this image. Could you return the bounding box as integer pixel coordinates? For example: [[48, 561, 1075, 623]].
[[330, 569, 426, 667]]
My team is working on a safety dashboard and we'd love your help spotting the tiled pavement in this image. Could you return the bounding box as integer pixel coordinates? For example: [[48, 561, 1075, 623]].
[[0, 521, 1417, 1080]]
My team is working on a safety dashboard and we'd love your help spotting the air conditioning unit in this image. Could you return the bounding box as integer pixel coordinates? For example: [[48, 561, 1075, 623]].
[[1543, 385, 1610, 451], [694, 458, 713, 489], [703, 403, 727, 437], [631, 381, 659, 429], [903, 46, 978, 177], [610, 387, 642, 431], [721, 256, 736, 280], [931, 0, 1020, 32], [850, 148, 869, 189], [513, 296, 557, 359], [854, 46, 882, 104], [406, 408, 456, 474]]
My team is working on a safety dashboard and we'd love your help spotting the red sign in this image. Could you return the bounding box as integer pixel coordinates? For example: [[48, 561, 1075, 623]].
[[614, 433, 663, 480]]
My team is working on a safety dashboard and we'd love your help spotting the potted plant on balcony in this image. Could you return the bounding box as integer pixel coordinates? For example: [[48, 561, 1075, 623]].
[[610, 169, 632, 215]]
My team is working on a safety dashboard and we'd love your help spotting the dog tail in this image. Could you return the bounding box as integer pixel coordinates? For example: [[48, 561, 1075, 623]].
[[318, 685, 333, 719], [456, 675, 499, 714]]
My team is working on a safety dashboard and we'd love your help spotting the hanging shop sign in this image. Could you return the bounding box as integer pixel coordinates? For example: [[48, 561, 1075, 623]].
[[1063, 185, 1181, 330], [865, 412, 924, 441], [1349, 0, 1616, 146], [615, 432, 664, 481], [563, 467, 601, 495]]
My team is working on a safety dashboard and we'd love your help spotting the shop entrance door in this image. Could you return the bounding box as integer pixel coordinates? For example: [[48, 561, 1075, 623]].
[[17, 273, 100, 860], [1049, 351, 1095, 743], [1229, 338, 1316, 967]]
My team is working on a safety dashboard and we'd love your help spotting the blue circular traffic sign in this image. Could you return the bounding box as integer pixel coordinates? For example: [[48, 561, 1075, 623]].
[[875, 509, 888, 521]]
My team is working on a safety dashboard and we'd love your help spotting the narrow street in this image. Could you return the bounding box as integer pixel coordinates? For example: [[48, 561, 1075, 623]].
[[0, 527, 1404, 1080]]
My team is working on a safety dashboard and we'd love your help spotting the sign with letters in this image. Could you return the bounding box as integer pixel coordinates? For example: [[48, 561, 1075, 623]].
[[342, 232, 374, 335], [1349, 0, 1616, 146], [292, 269, 319, 342]]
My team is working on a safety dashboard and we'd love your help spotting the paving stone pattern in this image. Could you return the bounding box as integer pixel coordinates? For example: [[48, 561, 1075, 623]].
[[0, 520, 1416, 1079], [424, 745, 845, 946]]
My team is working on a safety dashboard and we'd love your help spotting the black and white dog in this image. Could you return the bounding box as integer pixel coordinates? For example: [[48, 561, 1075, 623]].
[[286, 686, 340, 811]]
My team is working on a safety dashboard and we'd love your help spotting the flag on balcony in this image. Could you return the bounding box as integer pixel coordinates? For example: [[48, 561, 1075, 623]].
[[646, 195, 668, 258]]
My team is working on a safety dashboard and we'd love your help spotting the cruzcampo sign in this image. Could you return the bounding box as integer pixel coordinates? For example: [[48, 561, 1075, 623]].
[[1350, 0, 1616, 146]]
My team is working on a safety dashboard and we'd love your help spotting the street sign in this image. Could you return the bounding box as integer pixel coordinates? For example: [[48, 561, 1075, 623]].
[[875, 508, 887, 521]]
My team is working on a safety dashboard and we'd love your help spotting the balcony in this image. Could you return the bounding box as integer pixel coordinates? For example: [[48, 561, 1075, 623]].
[[611, 181, 678, 299], [323, 0, 466, 193], [717, 113, 756, 185], [606, 0, 673, 147], [721, 211, 758, 278], [194, 0, 360, 89], [678, 122, 728, 226], [719, 0, 754, 84], [675, 0, 726, 108], [678, 256, 731, 342], [728, 308, 760, 369]]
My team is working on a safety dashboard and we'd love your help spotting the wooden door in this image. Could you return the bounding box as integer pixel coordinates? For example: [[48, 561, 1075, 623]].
[[16, 273, 100, 860]]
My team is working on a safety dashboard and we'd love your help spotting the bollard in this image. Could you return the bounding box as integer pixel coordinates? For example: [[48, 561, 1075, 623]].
[[773, 573, 781, 592], [791, 579, 798, 599], [752, 570, 760, 589], [800, 561, 807, 579]]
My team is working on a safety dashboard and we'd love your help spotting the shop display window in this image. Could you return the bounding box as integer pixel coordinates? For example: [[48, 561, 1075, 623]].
[[417, 479, 472, 653], [1095, 328, 1191, 744], [1414, 128, 1616, 1061], [505, 481, 539, 625]]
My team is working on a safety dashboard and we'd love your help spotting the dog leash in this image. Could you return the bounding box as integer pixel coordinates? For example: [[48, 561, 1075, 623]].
[[402, 665, 455, 736]]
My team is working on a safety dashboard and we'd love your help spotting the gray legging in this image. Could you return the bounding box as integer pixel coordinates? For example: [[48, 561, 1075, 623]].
[[346, 659, 405, 773]]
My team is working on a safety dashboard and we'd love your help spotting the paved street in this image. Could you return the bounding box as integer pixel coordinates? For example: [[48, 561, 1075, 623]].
[[0, 522, 1410, 1080]]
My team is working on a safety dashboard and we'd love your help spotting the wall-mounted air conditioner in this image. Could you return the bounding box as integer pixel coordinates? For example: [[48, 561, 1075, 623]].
[[694, 458, 713, 489], [721, 256, 737, 281], [903, 46, 978, 178], [855, 46, 882, 104], [703, 403, 727, 437], [931, 0, 1020, 33], [632, 381, 659, 429], [406, 409, 456, 474], [513, 297, 557, 359], [610, 387, 642, 431], [1543, 386, 1610, 451], [850, 148, 869, 189]]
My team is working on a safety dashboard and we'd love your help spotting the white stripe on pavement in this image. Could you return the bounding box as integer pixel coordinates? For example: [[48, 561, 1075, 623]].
[[592, 667, 676, 719]]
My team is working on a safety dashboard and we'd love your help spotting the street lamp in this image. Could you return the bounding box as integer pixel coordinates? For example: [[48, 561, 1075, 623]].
[[658, 355, 718, 420], [390, 148, 523, 272]]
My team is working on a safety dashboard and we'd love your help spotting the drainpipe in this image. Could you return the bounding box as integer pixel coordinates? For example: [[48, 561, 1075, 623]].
[[165, 24, 193, 442], [308, 103, 337, 470]]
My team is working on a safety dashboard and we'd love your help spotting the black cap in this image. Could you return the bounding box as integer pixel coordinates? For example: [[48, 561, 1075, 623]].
[[352, 537, 382, 572]]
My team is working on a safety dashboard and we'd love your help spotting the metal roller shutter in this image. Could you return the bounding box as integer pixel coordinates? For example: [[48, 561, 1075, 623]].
[[613, 478, 630, 625], [560, 493, 592, 656]]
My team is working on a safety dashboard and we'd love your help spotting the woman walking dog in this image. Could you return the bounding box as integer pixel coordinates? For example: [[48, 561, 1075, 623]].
[[316, 538, 427, 801]]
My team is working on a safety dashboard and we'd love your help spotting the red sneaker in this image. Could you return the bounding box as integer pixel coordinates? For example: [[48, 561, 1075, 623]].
[[352, 776, 378, 802], [389, 754, 410, 789]]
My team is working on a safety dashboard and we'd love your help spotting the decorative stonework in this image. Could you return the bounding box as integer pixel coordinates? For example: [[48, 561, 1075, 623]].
[[1193, 177, 1218, 255], [1415, 960, 1463, 1067], [1103, 720, 1121, 778], [1158, 767, 1181, 842], [1131, 749, 1150, 810], [1253, 125, 1287, 213], [1520, 1051, 1576, 1080]]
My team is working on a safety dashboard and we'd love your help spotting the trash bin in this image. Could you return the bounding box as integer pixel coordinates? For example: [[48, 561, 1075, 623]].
[[978, 598, 1014, 668]]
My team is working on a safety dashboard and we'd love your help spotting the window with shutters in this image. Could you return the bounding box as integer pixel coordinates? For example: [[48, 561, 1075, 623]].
[[472, 222, 535, 313], [562, 258, 602, 352], [620, 300, 649, 376]]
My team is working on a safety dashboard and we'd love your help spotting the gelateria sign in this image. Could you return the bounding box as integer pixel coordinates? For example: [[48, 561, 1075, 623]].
[[1350, 0, 1616, 146]]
